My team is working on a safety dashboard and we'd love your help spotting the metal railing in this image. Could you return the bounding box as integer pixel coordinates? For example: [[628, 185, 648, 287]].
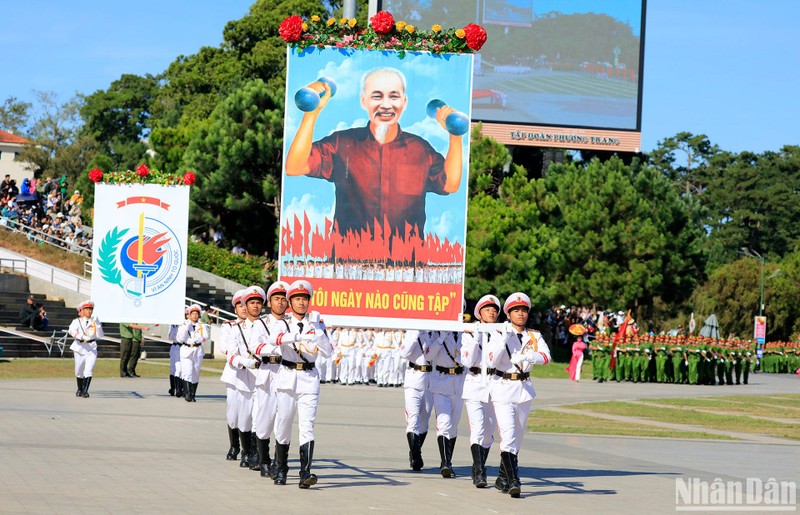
[[184, 295, 236, 323], [0, 218, 92, 258], [0, 257, 27, 274], [0, 249, 92, 296]]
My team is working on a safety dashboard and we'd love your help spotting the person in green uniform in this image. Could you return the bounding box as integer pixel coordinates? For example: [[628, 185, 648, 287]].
[[723, 349, 734, 385], [119, 322, 149, 378], [655, 346, 668, 383]]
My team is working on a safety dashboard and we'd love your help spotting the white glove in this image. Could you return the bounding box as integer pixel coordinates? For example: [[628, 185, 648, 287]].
[[503, 321, 513, 333], [308, 311, 321, 324], [300, 333, 316, 342], [241, 358, 257, 369], [510, 352, 525, 365]]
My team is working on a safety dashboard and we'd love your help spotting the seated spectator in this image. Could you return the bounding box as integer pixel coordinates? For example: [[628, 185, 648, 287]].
[[19, 297, 39, 329], [35, 303, 49, 331], [231, 242, 245, 255], [69, 189, 83, 205]]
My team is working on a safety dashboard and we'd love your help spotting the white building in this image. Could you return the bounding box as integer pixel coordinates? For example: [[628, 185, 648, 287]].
[[0, 129, 34, 185]]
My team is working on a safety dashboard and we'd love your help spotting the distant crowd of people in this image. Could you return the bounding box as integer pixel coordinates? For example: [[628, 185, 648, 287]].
[[1, 174, 92, 255]]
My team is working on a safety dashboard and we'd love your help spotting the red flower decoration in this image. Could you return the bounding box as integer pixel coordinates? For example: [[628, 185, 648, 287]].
[[370, 11, 395, 34], [88, 168, 104, 183], [136, 164, 150, 177], [279, 15, 304, 42], [182, 171, 196, 186], [463, 23, 487, 51]]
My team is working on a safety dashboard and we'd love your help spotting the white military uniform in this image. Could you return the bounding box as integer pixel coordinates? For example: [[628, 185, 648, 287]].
[[428, 330, 465, 477], [68, 302, 104, 398], [168, 323, 183, 397], [177, 310, 210, 400], [460, 294, 501, 487], [272, 305, 332, 487], [338, 328, 356, 385], [399, 330, 433, 470], [485, 292, 551, 498]]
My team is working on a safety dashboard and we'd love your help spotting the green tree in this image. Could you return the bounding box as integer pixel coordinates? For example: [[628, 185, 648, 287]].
[[691, 257, 788, 340], [702, 146, 800, 265], [540, 157, 705, 313], [182, 79, 284, 254], [0, 96, 32, 135], [649, 131, 719, 196], [17, 91, 94, 185], [80, 74, 159, 171]]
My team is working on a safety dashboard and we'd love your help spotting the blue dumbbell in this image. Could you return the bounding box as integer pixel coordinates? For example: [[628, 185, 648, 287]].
[[426, 99, 469, 136], [294, 77, 338, 112]]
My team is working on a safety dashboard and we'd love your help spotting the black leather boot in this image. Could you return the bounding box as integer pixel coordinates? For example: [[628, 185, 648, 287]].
[[274, 443, 290, 485], [495, 454, 509, 493], [190, 382, 198, 402], [480, 445, 490, 487], [406, 432, 423, 471], [470, 444, 486, 487], [502, 451, 521, 498], [249, 432, 260, 471], [168, 375, 175, 396], [81, 376, 92, 398], [183, 380, 192, 401], [446, 437, 457, 478], [174, 378, 183, 398], [438, 436, 453, 478], [226, 426, 240, 461], [257, 438, 272, 478], [298, 441, 318, 489], [239, 431, 253, 468], [76, 377, 83, 397]]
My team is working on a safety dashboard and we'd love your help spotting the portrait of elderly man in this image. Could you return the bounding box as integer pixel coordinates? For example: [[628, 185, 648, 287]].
[[285, 66, 465, 238]]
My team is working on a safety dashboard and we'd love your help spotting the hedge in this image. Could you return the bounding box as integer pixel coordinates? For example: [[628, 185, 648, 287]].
[[187, 242, 272, 286]]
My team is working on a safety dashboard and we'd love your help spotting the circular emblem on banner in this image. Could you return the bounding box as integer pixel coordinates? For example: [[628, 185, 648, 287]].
[[97, 217, 182, 306]]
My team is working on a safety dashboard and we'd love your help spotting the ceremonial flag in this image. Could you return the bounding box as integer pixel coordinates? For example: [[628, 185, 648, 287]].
[[609, 310, 632, 370]]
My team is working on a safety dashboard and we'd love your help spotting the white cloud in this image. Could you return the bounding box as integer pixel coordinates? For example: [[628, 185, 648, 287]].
[[317, 58, 367, 101], [403, 117, 449, 153], [285, 193, 335, 235], [426, 209, 460, 243]]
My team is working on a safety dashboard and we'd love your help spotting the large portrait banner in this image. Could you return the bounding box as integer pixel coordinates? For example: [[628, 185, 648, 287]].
[[280, 46, 474, 330], [91, 183, 189, 324]]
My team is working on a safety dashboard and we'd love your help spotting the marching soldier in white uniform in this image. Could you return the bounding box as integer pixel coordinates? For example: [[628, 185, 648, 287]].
[[252, 281, 290, 478], [177, 304, 210, 402], [220, 290, 246, 461], [339, 327, 356, 385], [270, 280, 332, 488], [400, 329, 434, 471], [68, 300, 104, 398], [486, 293, 551, 498], [168, 318, 184, 398], [224, 286, 273, 470], [428, 330, 465, 478], [461, 294, 501, 487]]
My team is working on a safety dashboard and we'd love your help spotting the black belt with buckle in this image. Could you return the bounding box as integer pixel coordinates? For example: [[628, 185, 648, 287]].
[[260, 356, 282, 365], [408, 362, 432, 372], [468, 367, 481, 375], [436, 365, 464, 375], [494, 370, 530, 381], [280, 359, 315, 371]]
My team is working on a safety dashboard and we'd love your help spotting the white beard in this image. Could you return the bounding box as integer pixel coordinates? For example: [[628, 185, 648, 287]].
[[374, 124, 389, 145]]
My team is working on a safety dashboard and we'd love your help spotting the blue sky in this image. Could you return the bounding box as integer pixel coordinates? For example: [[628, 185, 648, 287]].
[[3, 0, 798, 154]]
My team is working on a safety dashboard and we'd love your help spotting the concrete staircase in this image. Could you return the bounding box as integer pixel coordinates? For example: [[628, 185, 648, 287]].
[[0, 274, 172, 359]]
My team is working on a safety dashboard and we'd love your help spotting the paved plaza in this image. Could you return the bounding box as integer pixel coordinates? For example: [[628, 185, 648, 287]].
[[0, 370, 797, 514]]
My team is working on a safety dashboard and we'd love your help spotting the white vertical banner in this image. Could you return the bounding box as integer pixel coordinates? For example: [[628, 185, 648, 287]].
[[91, 183, 189, 324]]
